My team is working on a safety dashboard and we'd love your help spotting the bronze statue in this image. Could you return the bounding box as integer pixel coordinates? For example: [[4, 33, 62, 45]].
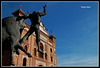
[[2, 5, 47, 66], [19, 5, 47, 54], [2, 16, 32, 66]]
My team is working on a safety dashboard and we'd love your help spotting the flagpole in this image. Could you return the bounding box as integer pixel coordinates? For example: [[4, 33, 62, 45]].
[[20, 3, 22, 9], [51, 29, 52, 35]]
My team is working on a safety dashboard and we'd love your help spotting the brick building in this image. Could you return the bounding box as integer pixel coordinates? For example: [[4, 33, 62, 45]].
[[2, 9, 57, 67]]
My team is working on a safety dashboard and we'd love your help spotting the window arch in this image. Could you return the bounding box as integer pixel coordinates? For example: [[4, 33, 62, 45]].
[[50, 48, 52, 53], [40, 43, 43, 51], [23, 58, 27, 66], [34, 48, 36, 56], [37, 63, 44, 67], [51, 56, 53, 62], [38, 43, 43, 58], [45, 53, 47, 60], [24, 45, 27, 51]]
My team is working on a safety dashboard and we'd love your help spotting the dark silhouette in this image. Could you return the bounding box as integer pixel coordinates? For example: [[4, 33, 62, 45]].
[[2, 5, 47, 66], [19, 5, 47, 54], [2, 16, 32, 66]]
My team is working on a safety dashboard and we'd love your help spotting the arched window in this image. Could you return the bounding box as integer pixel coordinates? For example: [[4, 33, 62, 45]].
[[34, 48, 36, 56], [23, 58, 27, 66], [40, 43, 43, 51], [50, 48, 52, 53], [38, 43, 43, 58], [45, 44, 47, 51], [45, 53, 47, 60], [24, 45, 27, 51], [51, 56, 53, 62]]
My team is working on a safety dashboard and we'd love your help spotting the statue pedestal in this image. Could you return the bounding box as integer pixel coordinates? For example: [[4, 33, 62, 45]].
[[2, 50, 11, 66]]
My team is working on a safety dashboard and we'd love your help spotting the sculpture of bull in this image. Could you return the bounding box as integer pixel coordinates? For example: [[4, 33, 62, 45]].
[[2, 16, 32, 66]]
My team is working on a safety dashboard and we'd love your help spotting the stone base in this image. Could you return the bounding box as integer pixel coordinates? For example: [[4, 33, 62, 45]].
[[2, 50, 11, 66]]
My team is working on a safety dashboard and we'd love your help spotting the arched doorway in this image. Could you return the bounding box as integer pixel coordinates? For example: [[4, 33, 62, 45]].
[[39, 65, 43, 67], [23, 58, 27, 66]]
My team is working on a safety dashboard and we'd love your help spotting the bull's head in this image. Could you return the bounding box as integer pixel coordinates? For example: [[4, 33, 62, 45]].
[[16, 16, 26, 29]]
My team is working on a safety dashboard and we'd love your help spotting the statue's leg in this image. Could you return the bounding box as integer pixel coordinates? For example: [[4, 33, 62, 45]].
[[17, 31, 33, 56], [14, 45, 20, 55], [19, 26, 34, 45], [10, 35, 16, 66], [10, 49, 15, 66], [15, 44, 32, 57], [17, 26, 34, 57], [35, 24, 44, 54], [19, 31, 30, 44]]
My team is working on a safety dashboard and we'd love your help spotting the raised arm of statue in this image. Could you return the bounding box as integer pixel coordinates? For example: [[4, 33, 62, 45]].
[[39, 5, 47, 16], [22, 14, 30, 19]]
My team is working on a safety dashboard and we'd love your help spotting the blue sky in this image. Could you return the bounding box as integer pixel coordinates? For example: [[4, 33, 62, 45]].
[[1, 1, 99, 67]]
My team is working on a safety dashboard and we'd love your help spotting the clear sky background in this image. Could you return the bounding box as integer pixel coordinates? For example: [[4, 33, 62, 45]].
[[2, 1, 99, 67]]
